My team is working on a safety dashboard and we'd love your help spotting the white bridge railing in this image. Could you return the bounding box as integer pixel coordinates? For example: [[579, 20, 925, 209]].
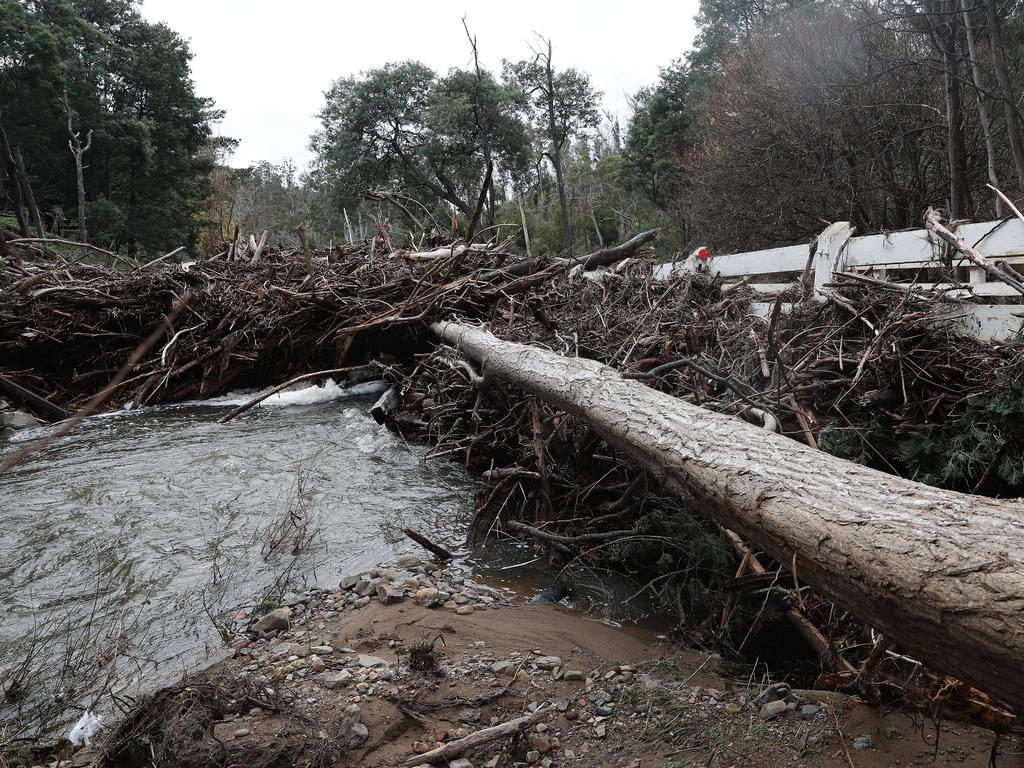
[[654, 219, 1024, 340]]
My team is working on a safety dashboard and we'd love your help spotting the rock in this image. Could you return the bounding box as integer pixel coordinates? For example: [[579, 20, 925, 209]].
[[251, 608, 291, 635], [310, 645, 334, 655], [790, 688, 850, 705], [412, 741, 430, 754], [309, 655, 325, 672], [562, 670, 585, 681], [594, 723, 606, 738], [321, 670, 352, 689], [760, 700, 788, 719], [377, 583, 405, 604], [594, 705, 613, 716], [415, 587, 440, 606], [396, 554, 422, 568], [455, 605, 474, 615], [756, 682, 791, 704], [724, 703, 743, 714], [355, 577, 381, 597], [339, 574, 361, 590], [457, 705, 481, 723], [852, 735, 873, 750], [884, 725, 901, 740], [528, 734, 552, 753], [490, 661, 512, 675], [526, 750, 541, 764], [279, 592, 305, 607], [354, 596, 371, 608], [1, 410, 38, 430], [358, 654, 387, 668], [800, 704, 819, 720], [233, 728, 251, 737], [533, 655, 562, 670], [340, 704, 369, 749], [449, 760, 474, 768]]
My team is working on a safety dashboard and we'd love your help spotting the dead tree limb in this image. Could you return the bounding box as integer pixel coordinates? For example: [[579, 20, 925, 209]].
[[431, 321, 1024, 710]]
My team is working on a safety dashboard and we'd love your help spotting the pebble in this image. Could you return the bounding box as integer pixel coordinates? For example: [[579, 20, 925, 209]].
[[415, 587, 440, 606], [853, 735, 873, 750], [884, 725, 901, 740], [358, 654, 387, 668], [321, 670, 352, 689], [724, 702, 743, 714], [376, 583, 405, 605], [594, 723, 607, 738], [233, 728, 250, 737], [800, 704, 819, 720], [562, 670, 585, 681], [455, 605, 475, 615], [760, 700, 788, 719], [340, 703, 369, 748], [449, 760, 474, 768], [533, 655, 562, 670], [250, 608, 291, 635]]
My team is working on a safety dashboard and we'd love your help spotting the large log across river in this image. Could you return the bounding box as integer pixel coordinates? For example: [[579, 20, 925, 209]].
[[431, 321, 1024, 709]]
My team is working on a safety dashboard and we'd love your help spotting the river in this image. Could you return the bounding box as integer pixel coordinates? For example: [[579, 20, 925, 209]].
[[0, 384, 478, 741]]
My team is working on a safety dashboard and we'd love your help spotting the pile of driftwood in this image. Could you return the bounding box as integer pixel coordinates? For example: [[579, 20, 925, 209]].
[[0, 230, 656, 410], [386, 258, 1024, 727], [3, 222, 1024, 728]]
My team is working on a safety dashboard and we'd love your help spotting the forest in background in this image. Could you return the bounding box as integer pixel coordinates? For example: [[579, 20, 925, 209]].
[[2, 0, 1023, 259]]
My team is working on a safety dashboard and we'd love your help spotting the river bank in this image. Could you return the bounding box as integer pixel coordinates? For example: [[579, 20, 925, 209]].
[[25, 555, 1012, 768]]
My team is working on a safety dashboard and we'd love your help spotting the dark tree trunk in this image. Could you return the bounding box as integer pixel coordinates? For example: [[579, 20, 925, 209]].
[[12, 147, 45, 238], [0, 117, 29, 237], [984, 0, 1024, 191], [545, 41, 574, 257], [930, 0, 973, 218], [962, 0, 1002, 215]]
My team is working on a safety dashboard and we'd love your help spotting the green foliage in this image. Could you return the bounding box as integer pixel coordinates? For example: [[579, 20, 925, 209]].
[[621, 61, 694, 209], [84, 196, 126, 246], [897, 381, 1024, 493], [0, 0, 216, 254], [310, 62, 530, 219]]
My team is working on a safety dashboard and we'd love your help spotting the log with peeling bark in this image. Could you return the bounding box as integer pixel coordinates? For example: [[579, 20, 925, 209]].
[[431, 320, 1024, 710]]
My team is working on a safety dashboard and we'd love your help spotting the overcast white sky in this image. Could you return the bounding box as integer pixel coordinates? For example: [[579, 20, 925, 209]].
[[138, 1, 699, 170]]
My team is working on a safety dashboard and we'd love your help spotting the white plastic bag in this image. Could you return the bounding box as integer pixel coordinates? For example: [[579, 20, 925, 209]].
[[69, 710, 102, 747]]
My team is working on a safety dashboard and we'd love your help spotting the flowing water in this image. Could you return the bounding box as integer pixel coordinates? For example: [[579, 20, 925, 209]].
[[0, 384, 478, 740]]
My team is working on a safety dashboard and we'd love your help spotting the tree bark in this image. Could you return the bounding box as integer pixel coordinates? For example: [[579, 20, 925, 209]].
[[64, 95, 92, 245], [431, 322, 1024, 710], [12, 147, 44, 238], [544, 41, 574, 257], [0, 116, 29, 237], [984, 0, 1024, 191], [929, 0, 973, 218], [961, 0, 1002, 216]]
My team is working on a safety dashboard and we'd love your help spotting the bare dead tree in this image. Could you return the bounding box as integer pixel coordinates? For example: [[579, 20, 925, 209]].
[[63, 92, 93, 245], [462, 17, 496, 229]]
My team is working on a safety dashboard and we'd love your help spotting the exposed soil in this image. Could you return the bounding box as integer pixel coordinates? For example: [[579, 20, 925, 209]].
[[54, 558, 1023, 768]]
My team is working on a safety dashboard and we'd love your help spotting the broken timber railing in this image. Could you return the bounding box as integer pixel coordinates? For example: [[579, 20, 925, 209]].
[[656, 218, 1024, 340]]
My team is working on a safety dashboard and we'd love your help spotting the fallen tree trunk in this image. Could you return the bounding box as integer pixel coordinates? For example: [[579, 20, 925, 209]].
[[431, 321, 1024, 710]]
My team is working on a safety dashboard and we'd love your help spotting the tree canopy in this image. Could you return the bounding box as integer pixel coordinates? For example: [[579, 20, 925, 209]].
[[0, 0, 216, 254]]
